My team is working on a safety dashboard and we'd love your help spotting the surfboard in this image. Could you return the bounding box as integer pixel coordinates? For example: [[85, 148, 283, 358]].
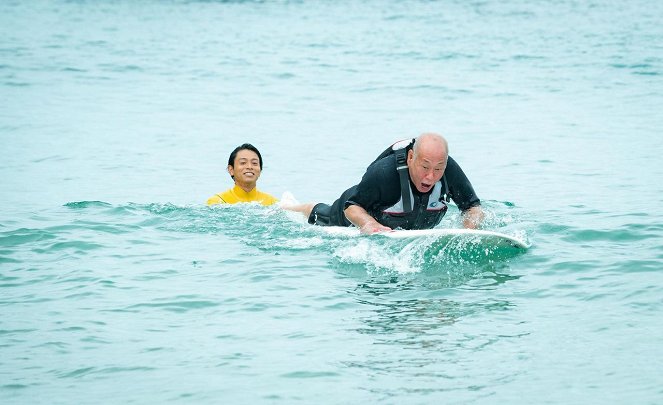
[[321, 227, 528, 249], [319, 226, 529, 262], [381, 228, 528, 249], [279, 192, 529, 260]]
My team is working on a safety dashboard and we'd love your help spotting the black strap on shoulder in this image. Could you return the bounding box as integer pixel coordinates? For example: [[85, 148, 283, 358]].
[[394, 147, 413, 212], [371, 138, 416, 213], [371, 138, 414, 166]]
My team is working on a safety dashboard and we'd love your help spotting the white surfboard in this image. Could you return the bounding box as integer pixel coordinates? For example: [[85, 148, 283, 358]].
[[279, 192, 529, 253], [380, 228, 529, 249], [321, 226, 529, 250]]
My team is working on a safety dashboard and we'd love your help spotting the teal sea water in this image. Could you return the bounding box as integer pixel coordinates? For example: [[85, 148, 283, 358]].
[[2, 0, 662, 403]]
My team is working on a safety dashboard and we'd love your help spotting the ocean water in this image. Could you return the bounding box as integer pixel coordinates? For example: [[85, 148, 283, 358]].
[[2, 0, 662, 403]]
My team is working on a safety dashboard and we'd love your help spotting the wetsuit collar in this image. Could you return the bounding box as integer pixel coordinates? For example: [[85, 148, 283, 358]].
[[232, 184, 259, 199]]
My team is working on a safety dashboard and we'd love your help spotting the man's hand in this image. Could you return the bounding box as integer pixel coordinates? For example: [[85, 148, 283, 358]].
[[462, 205, 485, 229], [344, 204, 392, 235], [359, 221, 392, 235]]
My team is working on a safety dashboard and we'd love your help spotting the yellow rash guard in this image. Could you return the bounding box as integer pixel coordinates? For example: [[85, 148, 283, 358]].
[[207, 185, 278, 206]]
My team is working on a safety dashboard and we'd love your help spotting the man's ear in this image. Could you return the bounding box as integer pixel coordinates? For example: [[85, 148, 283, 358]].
[[407, 149, 414, 164], [227, 165, 235, 179]]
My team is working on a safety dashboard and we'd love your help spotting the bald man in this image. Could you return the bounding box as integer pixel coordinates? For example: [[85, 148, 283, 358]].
[[288, 133, 484, 234]]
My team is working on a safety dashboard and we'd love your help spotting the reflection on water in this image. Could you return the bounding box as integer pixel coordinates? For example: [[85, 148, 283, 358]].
[[348, 269, 519, 337], [342, 277, 526, 398], [336, 257, 523, 290]]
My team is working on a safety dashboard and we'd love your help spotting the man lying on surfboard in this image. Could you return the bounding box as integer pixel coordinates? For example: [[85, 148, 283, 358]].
[[285, 133, 484, 234], [207, 143, 278, 206]]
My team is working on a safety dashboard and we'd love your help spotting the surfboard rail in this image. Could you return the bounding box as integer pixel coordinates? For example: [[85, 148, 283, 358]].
[[319, 226, 530, 249]]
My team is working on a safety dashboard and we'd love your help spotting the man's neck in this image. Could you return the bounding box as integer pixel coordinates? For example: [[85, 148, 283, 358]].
[[235, 182, 256, 194]]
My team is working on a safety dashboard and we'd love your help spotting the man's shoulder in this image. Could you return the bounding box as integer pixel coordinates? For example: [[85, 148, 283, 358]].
[[367, 153, 397, 176], [444, 155, 465, 179], [207, 191, 229, 205], [356, 154, 400, 204], [219, 187, 236, 198]]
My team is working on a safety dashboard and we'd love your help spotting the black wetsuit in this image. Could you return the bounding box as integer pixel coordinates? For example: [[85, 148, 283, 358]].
[[308, 150, 481, 230]]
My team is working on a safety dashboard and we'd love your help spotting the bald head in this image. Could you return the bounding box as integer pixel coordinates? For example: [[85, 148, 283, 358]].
[[412, 133, 448, 160]]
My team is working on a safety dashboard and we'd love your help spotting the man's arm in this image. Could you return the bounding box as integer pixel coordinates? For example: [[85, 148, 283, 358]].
[[344, 204, 392, 235], [444, 156, 483, 229], [462, 205, 484, 229]]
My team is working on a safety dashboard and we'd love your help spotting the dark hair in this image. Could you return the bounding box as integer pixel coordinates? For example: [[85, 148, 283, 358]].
[[227, 143, 264, 178]]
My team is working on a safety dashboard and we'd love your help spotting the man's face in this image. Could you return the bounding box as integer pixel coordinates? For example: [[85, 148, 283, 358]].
[[228, 149, 261, 187], [407, 148, 447, 193]]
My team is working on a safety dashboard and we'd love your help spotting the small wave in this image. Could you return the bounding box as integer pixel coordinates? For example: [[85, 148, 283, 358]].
[[139, 202, 190, 215], [0, 256, 20, 264], [3, 81, 30, 87], [0, 328, 38, 336], [1, 384, 29, 390], [127, 299, 220, 313], [280, 371, 341, 379], [57, 366, 156, 379], [98, 63, 144, 73], [39, 240, 104, 253], [64, 201, 113, 209], [561, 223, 662, 243], [0, 228, 57, 247]]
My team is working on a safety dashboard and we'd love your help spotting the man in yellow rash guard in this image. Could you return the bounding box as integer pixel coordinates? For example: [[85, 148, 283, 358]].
[[207, 143, 278, 206]]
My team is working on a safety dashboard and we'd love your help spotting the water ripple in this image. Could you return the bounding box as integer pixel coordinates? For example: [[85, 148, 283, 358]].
[[0, 228, 57, 247], [127, 298, 220, 313]]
